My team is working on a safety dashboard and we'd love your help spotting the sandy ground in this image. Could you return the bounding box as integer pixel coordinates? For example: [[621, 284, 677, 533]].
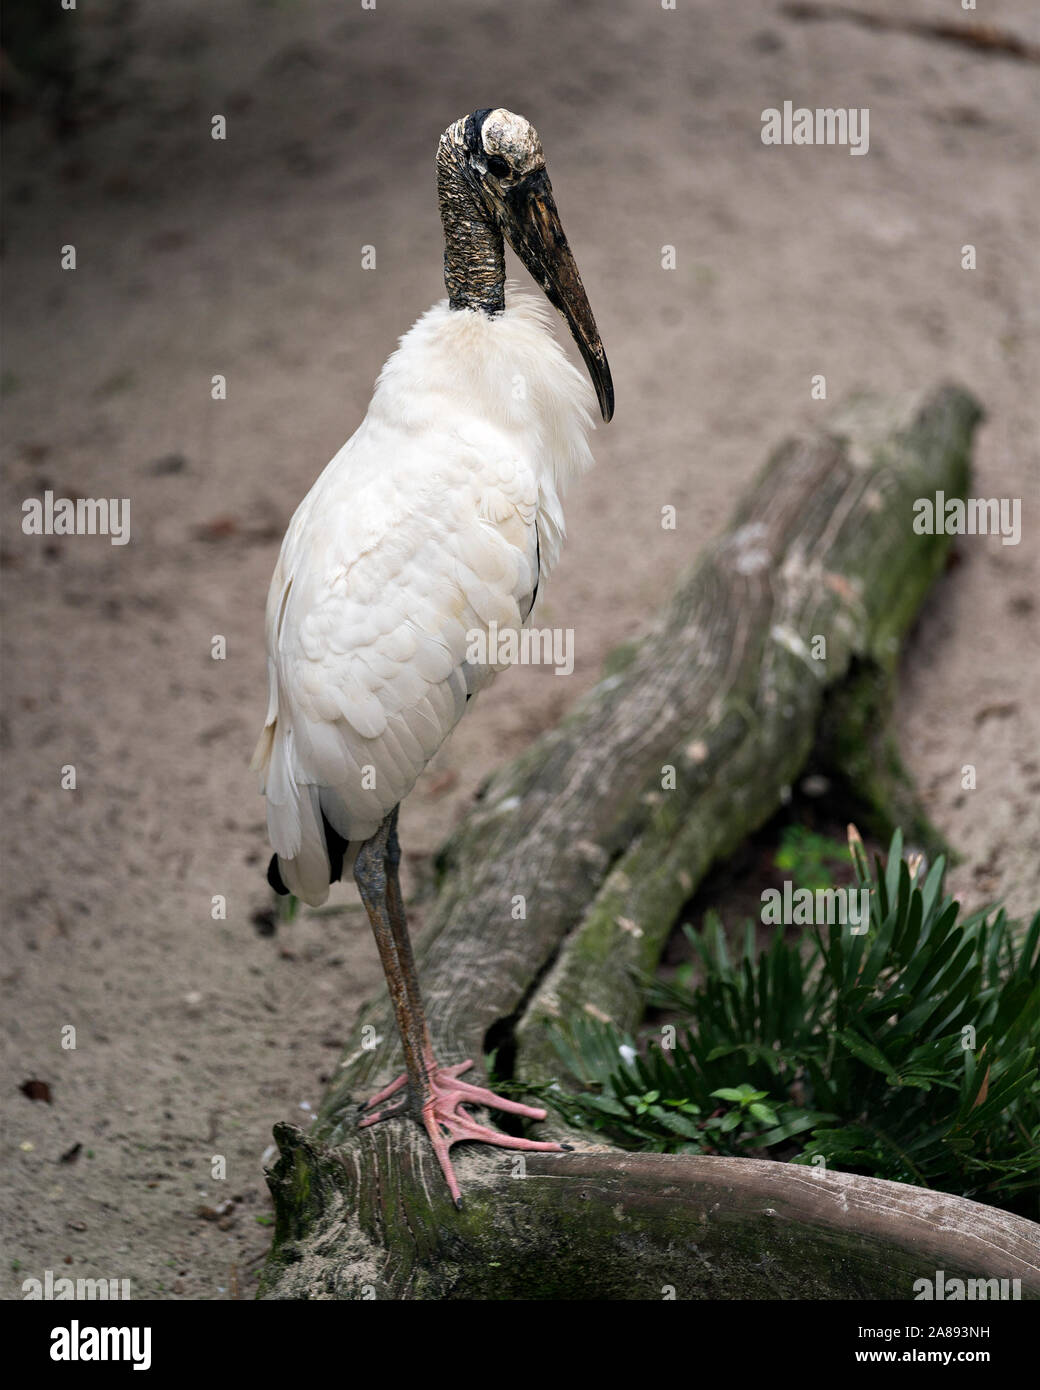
[[1, 0, 1037, 1300]]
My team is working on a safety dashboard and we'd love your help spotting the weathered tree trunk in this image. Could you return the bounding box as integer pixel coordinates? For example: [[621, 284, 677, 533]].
[[265, 1132, 1039, 1299], [260, 384, 1039, 1300]]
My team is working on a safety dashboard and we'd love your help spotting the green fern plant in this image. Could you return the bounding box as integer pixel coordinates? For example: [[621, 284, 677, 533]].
[[544, 830, 1039, 1216], [773, 824, 850, 891]]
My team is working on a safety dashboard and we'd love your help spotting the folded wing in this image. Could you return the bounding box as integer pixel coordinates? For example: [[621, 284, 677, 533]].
[[253, 422, 541, 905]]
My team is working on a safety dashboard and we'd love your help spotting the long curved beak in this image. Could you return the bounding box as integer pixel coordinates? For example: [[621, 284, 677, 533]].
[[498, 169, 614, 423]]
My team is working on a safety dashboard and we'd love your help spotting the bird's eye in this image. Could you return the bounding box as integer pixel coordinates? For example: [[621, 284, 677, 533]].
[[485, 154, 510, 178]]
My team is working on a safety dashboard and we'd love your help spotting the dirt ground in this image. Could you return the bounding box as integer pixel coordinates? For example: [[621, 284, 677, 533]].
[[1, 0, 1037, 1300]]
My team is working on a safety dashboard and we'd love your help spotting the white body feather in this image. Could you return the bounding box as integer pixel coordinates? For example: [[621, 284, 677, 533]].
[[253, 288, 596, 905]]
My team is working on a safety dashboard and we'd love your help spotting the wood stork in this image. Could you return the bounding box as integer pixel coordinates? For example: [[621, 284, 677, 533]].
[[253, 107, 613, 1206]]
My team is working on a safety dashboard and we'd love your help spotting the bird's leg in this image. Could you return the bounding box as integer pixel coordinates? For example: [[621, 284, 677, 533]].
[[351, 807, 434, 1118], [355, 807, 567, 1207], [382, 807, 437, 1073], [352, 814, 432, 1115]]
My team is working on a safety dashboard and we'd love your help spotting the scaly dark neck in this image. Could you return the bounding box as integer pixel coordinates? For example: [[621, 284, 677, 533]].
[[436, 140, 505, 315]]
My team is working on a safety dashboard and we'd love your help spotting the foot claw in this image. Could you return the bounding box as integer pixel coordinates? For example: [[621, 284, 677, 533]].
[[357, 1057, 565, 1203], [361, 1071, 409, 1110], [357, 1094, 408, 1129]]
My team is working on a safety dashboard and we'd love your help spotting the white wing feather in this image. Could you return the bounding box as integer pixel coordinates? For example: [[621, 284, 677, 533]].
[[254, 291, 594, 905]]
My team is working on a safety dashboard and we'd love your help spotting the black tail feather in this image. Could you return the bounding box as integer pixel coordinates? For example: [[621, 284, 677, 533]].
[[323, 810, 349, 884], [267, 853, 289, 895], [266, 809, 350, 896]]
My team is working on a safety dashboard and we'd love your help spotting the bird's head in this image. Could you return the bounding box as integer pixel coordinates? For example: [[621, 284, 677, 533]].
[[439, 107, 614, 423]]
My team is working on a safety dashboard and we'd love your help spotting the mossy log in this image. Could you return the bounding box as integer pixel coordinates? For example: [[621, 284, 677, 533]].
[[260, 384, 1040, 1300], [265, 1130, 1039, 1299]]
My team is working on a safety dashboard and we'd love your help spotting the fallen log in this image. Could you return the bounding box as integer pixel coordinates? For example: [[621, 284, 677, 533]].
[[264, 1132, 1039, 1299], [260, 383, 1040, 1300]]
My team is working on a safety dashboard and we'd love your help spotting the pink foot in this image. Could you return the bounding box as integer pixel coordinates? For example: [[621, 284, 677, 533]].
[[358, 1059, 569, 1206]]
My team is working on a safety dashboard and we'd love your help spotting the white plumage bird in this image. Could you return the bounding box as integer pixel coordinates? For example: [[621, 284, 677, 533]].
[[253, 107, 613, 1206]]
